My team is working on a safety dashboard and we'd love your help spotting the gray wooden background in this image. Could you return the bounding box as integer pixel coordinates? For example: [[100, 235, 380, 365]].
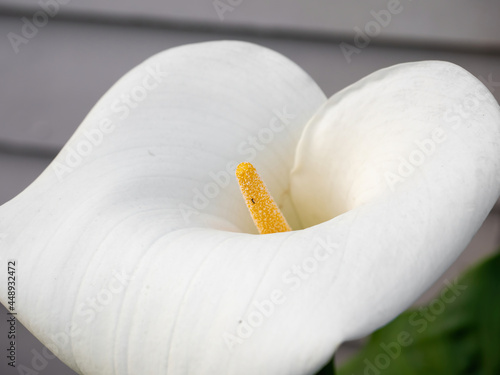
[[1, 1, 499, 374]]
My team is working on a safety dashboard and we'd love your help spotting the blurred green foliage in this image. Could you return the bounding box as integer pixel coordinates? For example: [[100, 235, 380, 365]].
[[338, 250, 500, 375]]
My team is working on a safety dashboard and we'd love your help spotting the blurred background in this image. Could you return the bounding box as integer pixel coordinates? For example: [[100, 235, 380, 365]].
[[1, 1, 499, 374]]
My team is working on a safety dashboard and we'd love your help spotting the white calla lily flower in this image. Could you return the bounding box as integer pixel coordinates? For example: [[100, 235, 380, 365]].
[[1, 40, 499, 375]]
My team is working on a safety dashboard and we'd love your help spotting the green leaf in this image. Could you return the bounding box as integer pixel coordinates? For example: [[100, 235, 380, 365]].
[[338, 250, 500, 375]]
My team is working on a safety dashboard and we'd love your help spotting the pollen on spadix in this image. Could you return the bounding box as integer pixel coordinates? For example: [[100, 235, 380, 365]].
[[236, 162, 291, 234]]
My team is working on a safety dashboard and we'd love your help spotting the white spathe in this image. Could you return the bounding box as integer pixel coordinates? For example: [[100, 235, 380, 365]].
[[0, 41, 499, 375]]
